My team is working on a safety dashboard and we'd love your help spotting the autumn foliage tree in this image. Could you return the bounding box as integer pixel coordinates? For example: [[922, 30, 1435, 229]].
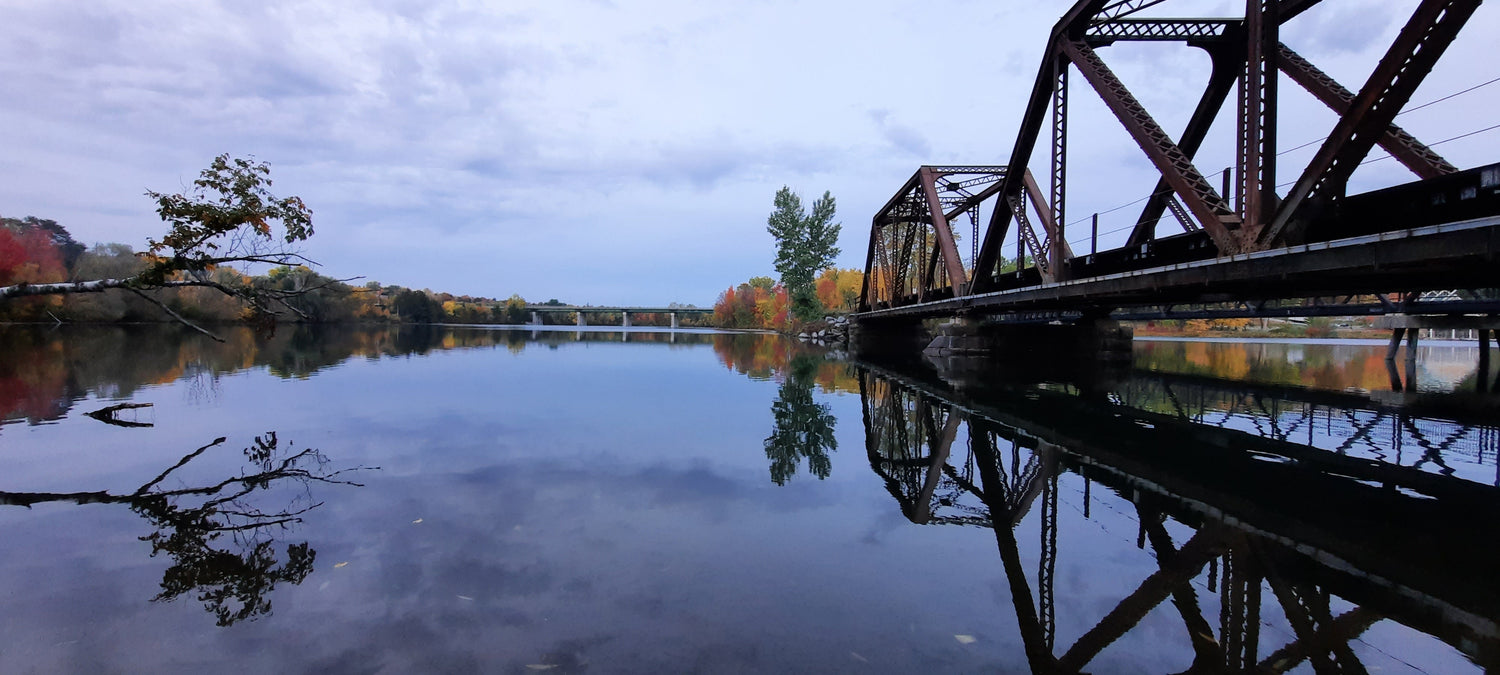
[[813, 268, 863, 313], [713, 277, 792, 331]]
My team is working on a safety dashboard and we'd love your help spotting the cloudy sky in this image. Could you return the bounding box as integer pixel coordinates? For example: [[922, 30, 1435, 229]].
[[2, 0, 1496, 305]]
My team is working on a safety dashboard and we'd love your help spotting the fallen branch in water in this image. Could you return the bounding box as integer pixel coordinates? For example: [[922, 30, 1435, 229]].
[[84, 402, 155, 428]]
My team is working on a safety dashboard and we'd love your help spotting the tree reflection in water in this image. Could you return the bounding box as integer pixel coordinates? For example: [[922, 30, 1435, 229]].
[[764, 354, 838, 485], [0, 433, 369, 626]]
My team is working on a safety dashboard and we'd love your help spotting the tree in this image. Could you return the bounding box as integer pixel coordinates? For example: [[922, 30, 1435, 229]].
[[0, 155, 333, 339], [766, 187, 841, 322], [502, 294, 528, 324], [1, 216, 85, 271], [392, 289, 441, 323]]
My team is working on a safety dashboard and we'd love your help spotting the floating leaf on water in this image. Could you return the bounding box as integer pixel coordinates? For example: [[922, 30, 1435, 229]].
[[850, 652, 869, 663], [333, 561, 349, 569], [457, 595, 474, 601], [524, 665, 557, 670], [412, 518, 423, 524], [954, 634, 977, 645]]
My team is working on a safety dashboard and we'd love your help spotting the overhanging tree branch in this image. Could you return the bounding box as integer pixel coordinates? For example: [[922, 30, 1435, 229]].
[[0, 154, 333, 333]]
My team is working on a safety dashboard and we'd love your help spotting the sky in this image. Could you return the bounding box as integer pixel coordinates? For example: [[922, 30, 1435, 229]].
[[1, 0, 1497, 306]]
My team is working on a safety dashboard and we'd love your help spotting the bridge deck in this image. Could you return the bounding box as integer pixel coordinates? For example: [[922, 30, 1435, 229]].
[[527, 306, 711, 313], [857, 216, 1500, 323]]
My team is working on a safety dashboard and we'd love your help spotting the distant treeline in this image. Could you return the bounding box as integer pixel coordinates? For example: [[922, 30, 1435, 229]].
[[0, 324, 852, 426], [0, 215, 710, 327]]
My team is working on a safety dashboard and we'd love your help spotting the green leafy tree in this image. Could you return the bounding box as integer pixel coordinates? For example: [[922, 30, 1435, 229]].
[[767, 187, 841, 322], [392, 289, 441, 323]]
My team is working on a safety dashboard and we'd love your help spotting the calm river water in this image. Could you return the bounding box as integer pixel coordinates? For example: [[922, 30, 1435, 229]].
[[0, 325, 1496, 673]]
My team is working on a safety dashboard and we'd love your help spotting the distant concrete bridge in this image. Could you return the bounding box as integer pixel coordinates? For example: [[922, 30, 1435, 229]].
[[524, 306, 712, 328]]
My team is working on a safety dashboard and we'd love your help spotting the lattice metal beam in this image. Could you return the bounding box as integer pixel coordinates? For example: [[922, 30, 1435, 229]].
[[1086, 18, 1239, 43]]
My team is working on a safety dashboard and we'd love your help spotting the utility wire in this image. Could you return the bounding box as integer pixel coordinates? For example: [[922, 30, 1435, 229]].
[[1277, 74, 1500, 157], [1358, 122, 1500, 167]]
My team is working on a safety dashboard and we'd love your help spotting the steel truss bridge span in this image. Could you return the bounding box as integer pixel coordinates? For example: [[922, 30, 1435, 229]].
[[856, 0, 1500, 325]]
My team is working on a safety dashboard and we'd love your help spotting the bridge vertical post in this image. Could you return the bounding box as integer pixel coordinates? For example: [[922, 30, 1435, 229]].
[[623, 311, 631, 328], [1478, 329, 1491, 392], [577, 312, 586, 327], [670, 312, 679, 329]]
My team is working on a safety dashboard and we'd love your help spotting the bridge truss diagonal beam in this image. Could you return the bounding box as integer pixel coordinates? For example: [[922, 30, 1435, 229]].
[[1259, 0, 1480, 246], [1129, 40, 1244, 246], [1276, 42, 1457, 180], [1061, 39, 1243, 253]]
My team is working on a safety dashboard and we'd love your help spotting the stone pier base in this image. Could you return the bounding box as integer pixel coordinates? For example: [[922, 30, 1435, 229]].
[[849, 320, 933, 361]]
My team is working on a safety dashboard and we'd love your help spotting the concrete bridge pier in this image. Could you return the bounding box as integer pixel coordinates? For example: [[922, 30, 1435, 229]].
[[576, 313, 587, 327], [670, 312, 679, 329], [923, 318, 1133, 364], [623, 311, 631, 328]]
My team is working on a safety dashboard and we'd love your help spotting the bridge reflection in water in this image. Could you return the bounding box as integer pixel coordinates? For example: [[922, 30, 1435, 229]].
[[858, 362, 1498, 673]]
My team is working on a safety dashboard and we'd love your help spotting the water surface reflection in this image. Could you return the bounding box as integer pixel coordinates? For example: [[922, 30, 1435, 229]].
[[1, 432, 367, 625], [0, 325, 1495, 672], [857, 353, 1499, 672]]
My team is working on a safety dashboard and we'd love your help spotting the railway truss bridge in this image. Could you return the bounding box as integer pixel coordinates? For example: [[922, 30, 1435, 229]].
[[853, 0, 1500, 359]]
